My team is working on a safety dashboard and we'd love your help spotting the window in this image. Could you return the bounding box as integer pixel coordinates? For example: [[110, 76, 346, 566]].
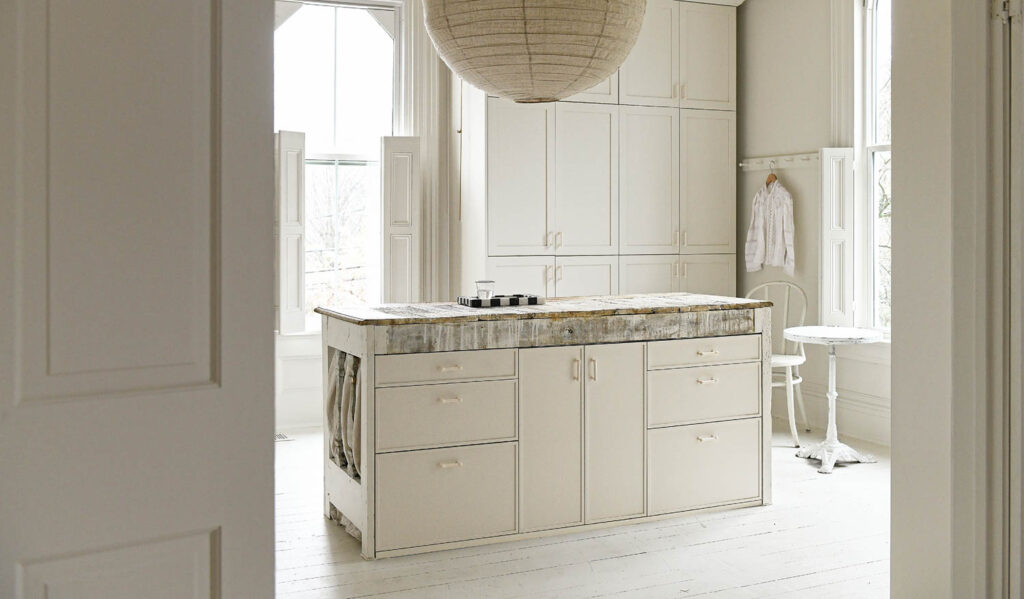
[[275, 1, 396, 329], [864, 0, 892, 329]]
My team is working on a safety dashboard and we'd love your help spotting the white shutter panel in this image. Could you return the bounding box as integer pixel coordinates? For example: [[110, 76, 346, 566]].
[[381, 136, 422, 303], [819, 147, 856, 326], [275, 131, 306, 333]]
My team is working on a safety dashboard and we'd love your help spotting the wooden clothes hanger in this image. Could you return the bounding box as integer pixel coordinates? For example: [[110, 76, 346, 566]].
[[765, 160, 778, 186]]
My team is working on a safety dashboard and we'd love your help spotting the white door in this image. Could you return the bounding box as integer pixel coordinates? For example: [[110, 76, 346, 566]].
[[619, 255, 681, 294], [487, 98, 555, 256], [680, 110, 736, 254], [554, 256, 619, 298], [487, 256, 555, 298], [554, 103, 619, 255], [519, 346, 584, 532], [585, 343, 646, 523], [679, 254, 737, 296], [564, 72, 619, 104], [620, 106, 680, 254], [0, 1, 273, 597], [619, 0, 679, 107], [679, 3, 736, 110]]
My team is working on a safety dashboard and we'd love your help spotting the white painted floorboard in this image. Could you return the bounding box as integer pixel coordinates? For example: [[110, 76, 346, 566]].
[[275, 422, 889, 598]]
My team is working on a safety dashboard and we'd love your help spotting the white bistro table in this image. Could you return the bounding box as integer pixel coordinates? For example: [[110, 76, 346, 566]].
[[783, 326, 884, 474]]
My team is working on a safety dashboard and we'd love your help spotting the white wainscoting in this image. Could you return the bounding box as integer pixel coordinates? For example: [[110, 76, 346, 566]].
[[276, 332, 323, 431]]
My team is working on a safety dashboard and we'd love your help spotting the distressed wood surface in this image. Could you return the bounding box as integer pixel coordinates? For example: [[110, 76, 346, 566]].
[[315, 293, 772, 326], [371, 309, 756, 355]]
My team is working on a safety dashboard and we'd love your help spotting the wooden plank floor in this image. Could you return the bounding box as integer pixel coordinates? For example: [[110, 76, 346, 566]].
[[276, 422, 889, 598]]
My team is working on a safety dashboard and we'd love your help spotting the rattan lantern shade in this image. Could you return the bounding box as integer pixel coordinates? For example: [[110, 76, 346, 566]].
[[424, 0, 646, 103]]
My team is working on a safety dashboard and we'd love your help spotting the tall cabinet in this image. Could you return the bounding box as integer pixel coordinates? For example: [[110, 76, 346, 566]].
[[462, 0, 742, 299]]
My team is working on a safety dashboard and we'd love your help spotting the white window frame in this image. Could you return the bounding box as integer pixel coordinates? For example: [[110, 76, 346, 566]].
[[854, 0, 892, 336]]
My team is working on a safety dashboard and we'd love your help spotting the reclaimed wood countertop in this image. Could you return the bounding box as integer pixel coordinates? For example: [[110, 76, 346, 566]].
[[314, 293, 771, 326]]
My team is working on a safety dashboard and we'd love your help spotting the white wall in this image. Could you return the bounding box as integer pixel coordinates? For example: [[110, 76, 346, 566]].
[[275, 332, 322, 431], [737, 0, 890, 446]]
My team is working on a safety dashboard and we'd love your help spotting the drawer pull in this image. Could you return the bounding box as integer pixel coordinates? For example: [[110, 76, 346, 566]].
[[438, 396, 463, 404], [696, 377, 719, 385], [697, 434, 719, 443], [438, 364, 464, 373], [696, 349, 720, 357], [439, 460, 463, 469]]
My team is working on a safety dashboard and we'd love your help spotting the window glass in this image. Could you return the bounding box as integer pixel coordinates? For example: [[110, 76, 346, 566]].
[[872, 150, 892, 329], [872, 0, 892, 145]]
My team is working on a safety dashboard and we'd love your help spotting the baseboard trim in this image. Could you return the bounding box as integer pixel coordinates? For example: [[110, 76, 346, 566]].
[[773, 382, 890, 447]]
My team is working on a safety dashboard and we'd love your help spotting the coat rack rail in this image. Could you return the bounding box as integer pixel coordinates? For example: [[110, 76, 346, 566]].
[[738, 152, 820, 172]]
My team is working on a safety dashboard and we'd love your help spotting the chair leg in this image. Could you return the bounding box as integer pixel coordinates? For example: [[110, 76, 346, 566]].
[[785, 366, 800, 447], [793, 367, 809, 432]]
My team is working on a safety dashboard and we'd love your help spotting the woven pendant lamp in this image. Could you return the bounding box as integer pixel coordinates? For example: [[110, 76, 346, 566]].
[[424, 0, 646, 103]]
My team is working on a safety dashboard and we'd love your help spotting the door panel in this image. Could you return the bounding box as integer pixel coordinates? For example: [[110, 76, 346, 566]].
[[486, 256, 554, 298], [487, 98, 555, 255], [519, 346, 584, 532], [620, 106, 680, 254], [585, 343, 646, 523], [555, 103, 619, 255], [0, 0, 274, 596], [680, 110, 736, 254], [555, 256, 618, 298], [619, 0, 679, 107], [619, 255, 680, 295], [679, 3, 736, 110], [679, 254, 737, 296]]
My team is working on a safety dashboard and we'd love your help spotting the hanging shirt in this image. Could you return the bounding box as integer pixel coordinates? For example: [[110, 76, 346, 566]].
[[745, 180, 795, 276]]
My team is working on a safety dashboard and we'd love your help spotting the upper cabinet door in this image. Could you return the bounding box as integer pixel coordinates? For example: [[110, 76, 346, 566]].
[[554, 256, 619, 298], [487, 98, 555, 256], [679, 3, 736, 110], [619, 0, 679, 107], [555, 103, 619, 255], [679, 254, 737, 297], [619, 255, 681, 295], [563, 72, 619, 104], [620, 106, 680, 255], [680, 110, 736, 254]]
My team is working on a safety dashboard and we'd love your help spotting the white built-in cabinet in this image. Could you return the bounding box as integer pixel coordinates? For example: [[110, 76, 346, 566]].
[[619, 0, 736, 110], [467, 0, 740, 299]]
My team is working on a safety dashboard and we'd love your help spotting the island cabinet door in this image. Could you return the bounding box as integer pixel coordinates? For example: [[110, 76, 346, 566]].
[[518, 346, 584, 532], [584, 342, 646, 523]]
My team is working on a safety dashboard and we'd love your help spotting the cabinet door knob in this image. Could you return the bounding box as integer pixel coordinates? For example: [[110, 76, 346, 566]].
[[696, 349, 719, 357], [439, 396, 463, 404], [439, 460, 463, 469], [696, 377, 719, 385], [697, 434, 719, 443], [438, 364, 464, 372]]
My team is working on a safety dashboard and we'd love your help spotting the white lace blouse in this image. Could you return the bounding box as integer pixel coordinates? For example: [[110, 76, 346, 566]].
[[744, 180, 795, 276]]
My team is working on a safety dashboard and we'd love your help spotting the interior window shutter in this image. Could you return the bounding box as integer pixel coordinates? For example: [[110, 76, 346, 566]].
[[381, 136, 422, 303], [275, 131, 306, 334], [819, 147, 856, 326]]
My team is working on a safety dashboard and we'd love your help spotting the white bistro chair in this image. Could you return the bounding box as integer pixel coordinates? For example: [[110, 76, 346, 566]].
[[746, 281, 809, 447]]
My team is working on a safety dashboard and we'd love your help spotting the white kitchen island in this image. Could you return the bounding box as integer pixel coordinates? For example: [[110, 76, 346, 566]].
[[315, 293, 773, 559]]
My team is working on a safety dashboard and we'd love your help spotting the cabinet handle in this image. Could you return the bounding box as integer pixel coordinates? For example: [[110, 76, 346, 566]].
[[544, 265, 553, 282], [673, 230, 680, 247], [556, 265, 563, 281], [696, 349, 719, 357], [439, 460, 463, 469], [439, 396, 463, 404], [680, 83, 687, 100], [572, 358, 581, 380], [588, 357, 598, 381], [545, 231, 552, 247], [555, 231, 563, 249], [438, 364, 463, 372], [681, 263, 688, 279], [673, 262, 680, 278], [697, 434, 719, 443], [696, 377, 719, 385]]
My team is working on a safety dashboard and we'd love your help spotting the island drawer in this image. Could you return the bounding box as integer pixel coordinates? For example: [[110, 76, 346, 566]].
[[647, 362, 761, 427], [647, 334, 760, 369], [376, 380, 517, 451], [375, 442, 517, 551], [375, 348, 517, 386], [647, 418, 760, 515]]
